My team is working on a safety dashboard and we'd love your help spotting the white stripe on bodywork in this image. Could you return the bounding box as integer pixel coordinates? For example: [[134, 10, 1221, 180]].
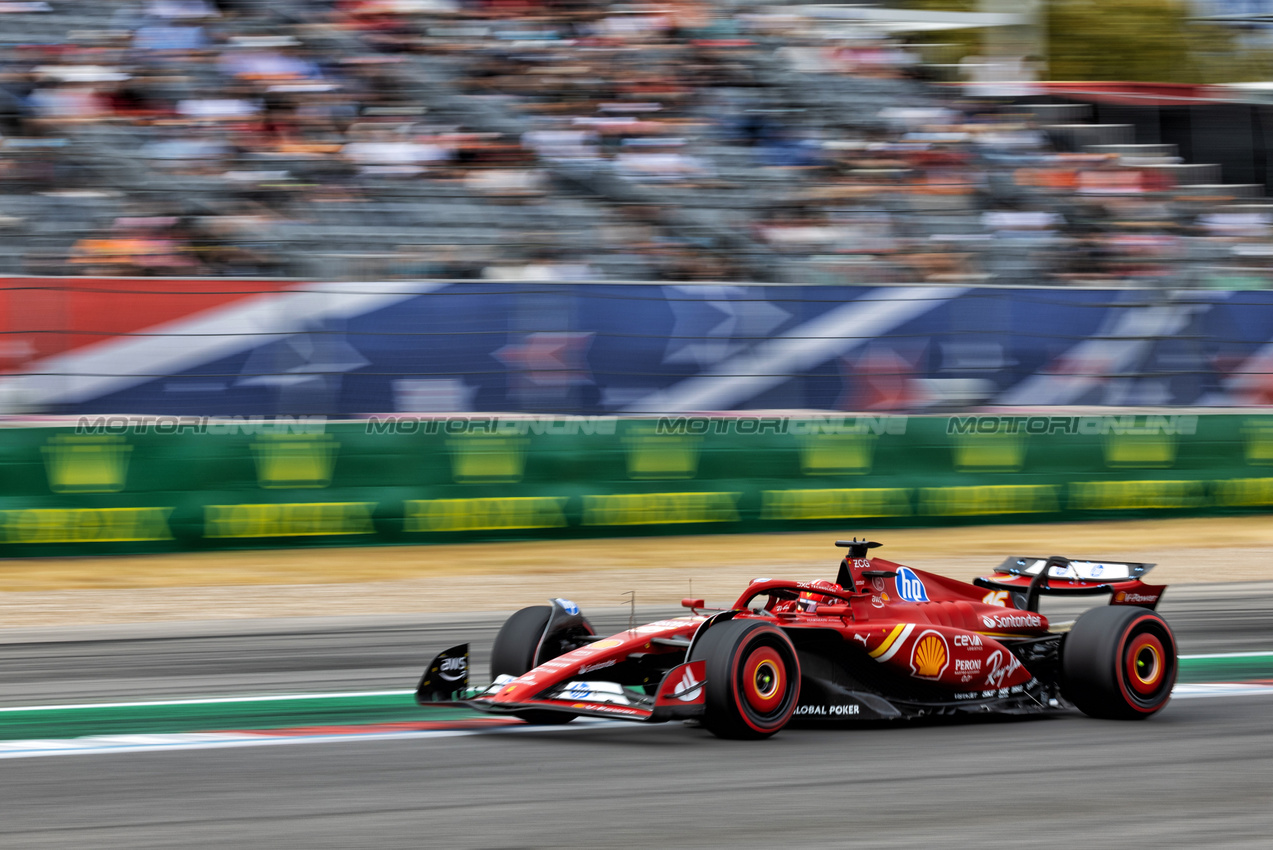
[[875, 623, 915, 663], [0, 281, 445, 407], [623, 286, 966, 412]]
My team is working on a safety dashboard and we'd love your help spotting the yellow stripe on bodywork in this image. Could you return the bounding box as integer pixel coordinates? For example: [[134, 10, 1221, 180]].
[[869, 624, 908, 658]]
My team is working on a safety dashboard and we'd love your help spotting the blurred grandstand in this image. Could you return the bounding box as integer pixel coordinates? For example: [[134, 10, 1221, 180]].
[[2, 0, 1271, 289]]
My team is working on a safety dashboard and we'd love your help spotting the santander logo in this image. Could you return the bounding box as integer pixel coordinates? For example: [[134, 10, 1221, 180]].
[[981, 612, 1042, 630]]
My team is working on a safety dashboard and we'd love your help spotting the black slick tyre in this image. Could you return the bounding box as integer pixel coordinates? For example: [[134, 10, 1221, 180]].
[[490, 605, 575, 725], [689, 619, 801, 740], [1062, 606, 1176, 720]]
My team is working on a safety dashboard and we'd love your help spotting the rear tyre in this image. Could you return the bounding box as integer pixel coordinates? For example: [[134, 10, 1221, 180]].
[[689, 619, 800, 740], [1062, 606, 1176, 720], [491, 605, 576, 725]]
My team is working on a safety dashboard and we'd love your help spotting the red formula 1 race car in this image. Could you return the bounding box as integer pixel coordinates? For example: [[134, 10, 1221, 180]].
[[416, 540, 1177, 739]]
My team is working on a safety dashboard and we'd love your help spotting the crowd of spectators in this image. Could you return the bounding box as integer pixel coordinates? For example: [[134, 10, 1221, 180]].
[[1, 0, 1272, 288]]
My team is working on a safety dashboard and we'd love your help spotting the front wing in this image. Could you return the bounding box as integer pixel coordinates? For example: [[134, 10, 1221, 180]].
[[416, 643, 707, 723]]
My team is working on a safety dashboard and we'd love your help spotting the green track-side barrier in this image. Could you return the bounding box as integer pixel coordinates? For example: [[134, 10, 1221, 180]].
[[0, 692, 458, 741], [2, 413, 1272, 556]]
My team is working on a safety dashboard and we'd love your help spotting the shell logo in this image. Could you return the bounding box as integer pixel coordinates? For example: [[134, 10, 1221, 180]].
[[909, 630, 950, 679], [588, 639, 624, 650]]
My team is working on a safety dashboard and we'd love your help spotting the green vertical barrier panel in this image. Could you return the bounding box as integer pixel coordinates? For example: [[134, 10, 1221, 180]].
[[0, 413, 1270, 557]]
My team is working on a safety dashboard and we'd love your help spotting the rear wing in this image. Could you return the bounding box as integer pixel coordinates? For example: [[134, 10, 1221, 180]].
[[975, 555, 1164, 612], [994, 557, 1156, 583]]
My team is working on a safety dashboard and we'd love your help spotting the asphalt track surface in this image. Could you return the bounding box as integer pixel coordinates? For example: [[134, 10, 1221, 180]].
[[2, 584, 1273, 849]]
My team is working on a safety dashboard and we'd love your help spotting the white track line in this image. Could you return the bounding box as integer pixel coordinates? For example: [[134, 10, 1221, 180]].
[[0, 653, 1268, 761], [2, 683, 1272, 760], [0, 690, 413, 713], [0, 652, 1269, 714], [1171, 683, 1273, 699], [0, 718, 627, 760]]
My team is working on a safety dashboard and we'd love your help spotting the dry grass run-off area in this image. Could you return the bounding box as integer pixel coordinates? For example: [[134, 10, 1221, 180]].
[[2, 516, 1273, 627]]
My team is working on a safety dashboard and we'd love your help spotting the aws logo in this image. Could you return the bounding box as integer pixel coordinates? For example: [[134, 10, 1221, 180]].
[[910, 630, 949, 679], [438, 655, 467, 682], [895, 567, 928, 603]]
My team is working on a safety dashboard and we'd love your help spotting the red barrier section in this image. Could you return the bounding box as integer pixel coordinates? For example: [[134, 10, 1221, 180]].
[[0, 277, 300, 370]]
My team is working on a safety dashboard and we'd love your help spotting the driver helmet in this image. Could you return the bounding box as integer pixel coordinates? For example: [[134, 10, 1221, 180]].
[[797, 579, 844, 613]]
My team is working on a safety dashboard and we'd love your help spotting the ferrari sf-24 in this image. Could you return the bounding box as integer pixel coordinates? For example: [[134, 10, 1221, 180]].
[[416, 540, 1176, 738]]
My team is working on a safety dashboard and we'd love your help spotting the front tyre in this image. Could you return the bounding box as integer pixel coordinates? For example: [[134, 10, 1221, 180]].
[[690, 619, 800, 739], [1062, 606, 1177, 720], [490, 605, 576, 725]]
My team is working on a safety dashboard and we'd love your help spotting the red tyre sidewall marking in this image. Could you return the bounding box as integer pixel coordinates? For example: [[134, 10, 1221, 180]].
[[728, 631, 798, 733], [1114, 616, 1174, 712], [742, 646, 785, 714]]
